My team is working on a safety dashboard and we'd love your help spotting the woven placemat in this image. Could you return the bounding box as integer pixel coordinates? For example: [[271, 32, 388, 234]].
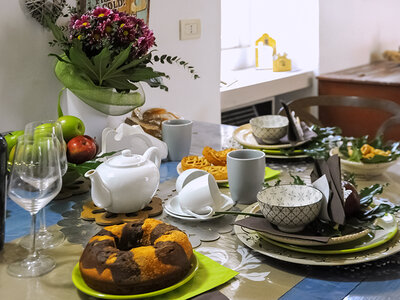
[[55, 177, 91, 200], [80, 197, 163, 225]]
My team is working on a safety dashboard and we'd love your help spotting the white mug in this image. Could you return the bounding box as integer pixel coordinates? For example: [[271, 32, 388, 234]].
[[178, 173, 223, 219]]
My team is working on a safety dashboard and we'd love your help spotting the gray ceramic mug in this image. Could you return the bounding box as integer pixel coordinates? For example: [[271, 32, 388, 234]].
[[162, 119, 193, 161], [227, 149, 265, 204]]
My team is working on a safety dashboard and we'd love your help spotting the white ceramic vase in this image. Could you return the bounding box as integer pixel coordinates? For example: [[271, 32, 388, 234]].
[[61, 87, 145, 146], [61, 89, 109, 145]]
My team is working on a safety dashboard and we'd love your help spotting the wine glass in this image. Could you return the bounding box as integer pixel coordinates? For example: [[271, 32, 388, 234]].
[[7, 134, 62, 277], [19, 120, 67, 249]]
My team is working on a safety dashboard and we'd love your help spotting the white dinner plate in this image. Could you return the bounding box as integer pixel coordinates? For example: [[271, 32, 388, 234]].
[[177, 162, 228, 184], [164, 194, 234, 221], [233, 123, 309, 150], [234, 202, 400, 266]]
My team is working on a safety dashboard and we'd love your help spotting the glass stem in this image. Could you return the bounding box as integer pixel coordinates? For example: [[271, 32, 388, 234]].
[[39, 208, 47, 233], [29, 213, 39, 260]]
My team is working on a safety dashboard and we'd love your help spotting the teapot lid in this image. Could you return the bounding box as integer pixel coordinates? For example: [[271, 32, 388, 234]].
[[107, 149, 145, 167]]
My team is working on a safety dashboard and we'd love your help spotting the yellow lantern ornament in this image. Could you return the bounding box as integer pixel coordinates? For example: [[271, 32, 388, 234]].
[[255, 33, 276, 70], [273, 53, 292, 72]]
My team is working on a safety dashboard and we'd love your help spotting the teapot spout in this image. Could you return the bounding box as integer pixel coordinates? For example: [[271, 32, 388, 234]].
[[85, 169, 112, 209]]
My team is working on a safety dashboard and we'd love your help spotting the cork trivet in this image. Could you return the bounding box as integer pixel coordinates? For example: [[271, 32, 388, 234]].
[[55, 177, 91, 200], [81, 197, 163, 226]]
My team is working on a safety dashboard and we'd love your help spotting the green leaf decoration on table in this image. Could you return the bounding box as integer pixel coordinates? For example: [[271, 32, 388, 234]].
[[289, 174, 306, 185], [359, 184, 386, 207], [68, 152, 117, 177], [304, 126, 343, 160]]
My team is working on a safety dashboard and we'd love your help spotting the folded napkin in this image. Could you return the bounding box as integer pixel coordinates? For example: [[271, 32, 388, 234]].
[[311, 155, 346, 225], [234, 216, 331, 243], [152, 251, 238, 300], [280, 102, 317, 144], [218, 167, 280, 187]]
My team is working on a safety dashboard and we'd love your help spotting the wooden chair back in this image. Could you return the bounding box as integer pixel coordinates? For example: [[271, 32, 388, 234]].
[[277, 95, 400, 140]]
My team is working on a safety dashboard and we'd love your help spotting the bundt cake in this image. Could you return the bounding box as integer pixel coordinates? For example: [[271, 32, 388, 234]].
[[79, 219, 193, 295]]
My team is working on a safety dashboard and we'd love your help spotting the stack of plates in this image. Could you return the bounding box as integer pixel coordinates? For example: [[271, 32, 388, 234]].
[[164, 194, 234, 221], [234, 203, 399, 266], [233, 124, 309, 159]]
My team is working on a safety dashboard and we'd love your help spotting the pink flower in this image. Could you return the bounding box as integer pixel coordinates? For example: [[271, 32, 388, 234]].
[[72, 15, 91, 29], [93, 7, 112, 18], [68, 7, 156, 59]]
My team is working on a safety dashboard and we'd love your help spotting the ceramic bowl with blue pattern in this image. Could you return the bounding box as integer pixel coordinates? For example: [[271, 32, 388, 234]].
[[257, 185, 323, 233]]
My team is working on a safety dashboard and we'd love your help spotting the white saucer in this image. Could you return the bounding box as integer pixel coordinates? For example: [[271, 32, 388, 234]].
[[164, 194, 234, 221]]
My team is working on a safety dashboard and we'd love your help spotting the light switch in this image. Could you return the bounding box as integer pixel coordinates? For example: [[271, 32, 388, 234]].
[[180, 19, 201, 40]]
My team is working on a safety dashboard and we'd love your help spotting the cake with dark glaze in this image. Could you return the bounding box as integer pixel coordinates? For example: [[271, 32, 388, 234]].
[[79, 218, 193, 295]]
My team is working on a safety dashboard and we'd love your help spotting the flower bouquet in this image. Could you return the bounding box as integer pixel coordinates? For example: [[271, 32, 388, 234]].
[[46, 7, 198, 115]]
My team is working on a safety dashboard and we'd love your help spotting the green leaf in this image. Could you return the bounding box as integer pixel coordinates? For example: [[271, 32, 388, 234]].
[[49, 53, 71, 64], [103, 78, 139, 90], [117, 57, 149, 73], [68, 152, 117, 176], [44, 15, 67, 43], [69, 41, 99, 82], [290, 174, 305, 185], [359, 183, 386, 207], [102, 44, 132, 80], [348, 145, 363, 162], [123, 67, 166, 82], [93, 47, 112, 84]]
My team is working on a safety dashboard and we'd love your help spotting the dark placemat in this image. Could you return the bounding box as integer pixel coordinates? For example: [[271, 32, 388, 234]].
[[234, 216, 330, 243]]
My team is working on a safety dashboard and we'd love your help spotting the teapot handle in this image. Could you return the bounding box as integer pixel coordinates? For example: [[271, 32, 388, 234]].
[[143, 146, 161, 169]]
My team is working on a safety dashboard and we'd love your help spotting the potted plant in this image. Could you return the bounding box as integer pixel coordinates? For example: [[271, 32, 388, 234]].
[[43, 6, 198, 139]]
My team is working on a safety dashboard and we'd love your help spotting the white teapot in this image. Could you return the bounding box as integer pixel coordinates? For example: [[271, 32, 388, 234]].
[[85, 147, 161, 213]]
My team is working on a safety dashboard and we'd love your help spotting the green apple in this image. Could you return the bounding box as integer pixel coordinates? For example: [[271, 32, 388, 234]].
[[57, 115, 85, 141], [33, 123, 55, 139], [4, 130, 24, 154]]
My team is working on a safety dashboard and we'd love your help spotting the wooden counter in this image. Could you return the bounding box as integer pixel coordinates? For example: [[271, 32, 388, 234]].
[[317, 61, 400, 139]]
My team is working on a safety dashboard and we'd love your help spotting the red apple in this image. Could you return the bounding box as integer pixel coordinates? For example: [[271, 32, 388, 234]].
[[67, 135, 97, 164]]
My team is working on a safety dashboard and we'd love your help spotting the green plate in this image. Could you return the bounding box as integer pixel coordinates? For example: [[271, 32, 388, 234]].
[[261, 149, 305, 155], [259, 214, 398, 255], [72, 253, 199, 299]]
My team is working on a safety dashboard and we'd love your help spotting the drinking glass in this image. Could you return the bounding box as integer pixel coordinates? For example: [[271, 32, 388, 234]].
[[7, 134, 62, 277], [19, 120, 67, 249]]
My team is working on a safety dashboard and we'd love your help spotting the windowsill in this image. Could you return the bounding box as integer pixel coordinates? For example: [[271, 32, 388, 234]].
[[220, 68, 314, 111]]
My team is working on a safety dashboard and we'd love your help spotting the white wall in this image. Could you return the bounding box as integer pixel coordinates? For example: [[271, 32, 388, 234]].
[[141, 0, 221, 123], [319, 0, 400, 74], [0, 0, 221, 134], [0, 2, 62, 132], [221, 0, 319, 72]]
